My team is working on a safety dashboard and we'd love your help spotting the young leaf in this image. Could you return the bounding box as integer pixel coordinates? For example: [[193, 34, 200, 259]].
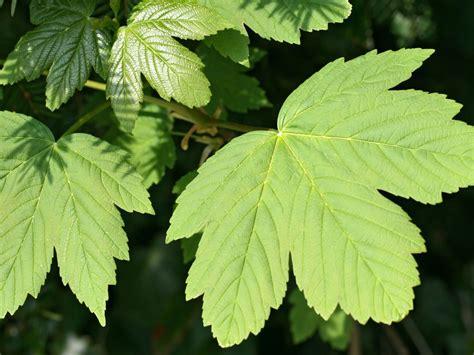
[[289, 289, 352, 349], [0, 0, 113, 110], [106, 0, 230, 132], [166, 49, 474, 347], [198, 45, 270, 113], [112, 105, 176, 188], [198, 0, 352, 44], [0, 111, 153, 324]]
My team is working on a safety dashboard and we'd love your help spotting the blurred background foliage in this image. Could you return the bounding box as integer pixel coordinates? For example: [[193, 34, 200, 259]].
[[0, 0, 473, 354]]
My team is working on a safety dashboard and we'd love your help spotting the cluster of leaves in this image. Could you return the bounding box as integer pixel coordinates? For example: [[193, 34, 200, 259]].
[[0, 0, 473, 350]]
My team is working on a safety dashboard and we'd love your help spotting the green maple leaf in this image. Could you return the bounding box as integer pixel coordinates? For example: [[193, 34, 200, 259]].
[[198, 0, 352, 44], [106, 0, 230, 132], [198, 45, 270, 114], [0, 111, 153, 324], [112, 105, 176, 188], [166, 49, 474, 347], [289, 289, 352, 349], [0, 0, 113, 110]]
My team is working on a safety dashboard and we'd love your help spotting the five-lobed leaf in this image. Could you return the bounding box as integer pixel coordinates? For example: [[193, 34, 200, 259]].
[[166, 48, 474, 346], [0, 111, 154, 324], [106, 0, 231, 132], [0, 0, 113, 110], [198, 0, 352, 44]]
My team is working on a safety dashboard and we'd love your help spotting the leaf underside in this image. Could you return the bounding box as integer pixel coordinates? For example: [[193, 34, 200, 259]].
[[0, 111, 153, 324], [167, 49, 474, 347]]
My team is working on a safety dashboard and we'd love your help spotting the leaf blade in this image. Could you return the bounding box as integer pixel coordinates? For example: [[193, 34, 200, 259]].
[[167, 48, 474, 347], [0, 112, 153, 324], [107, 0, 230, 131]]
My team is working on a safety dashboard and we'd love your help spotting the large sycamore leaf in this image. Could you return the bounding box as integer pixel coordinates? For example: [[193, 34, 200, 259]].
[[0, 0, 113, 110], [198, 0, 352, 44], [167, 49, 474, 347], [0, 111, 153, 324], [112, 105, 176, 188], [106, 0, 230, 132]]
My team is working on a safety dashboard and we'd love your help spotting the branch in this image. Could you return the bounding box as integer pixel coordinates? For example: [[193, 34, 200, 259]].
[[0, 57, 270, 134], [61, 101, 111, 137], [83, 80, 271, 134]]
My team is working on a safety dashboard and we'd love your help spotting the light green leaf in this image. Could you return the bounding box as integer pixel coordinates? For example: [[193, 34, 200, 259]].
[[166, 49, 474, 347], [198, 0, 352, 44], [0, 111, 153, 324], [198, 45, 270, 113], [289, 289, 352, 349], [106, 0, 230, 132], [112, 105, 176, 188], [0, 0, 113, 110], [204, 29, 250, 66]]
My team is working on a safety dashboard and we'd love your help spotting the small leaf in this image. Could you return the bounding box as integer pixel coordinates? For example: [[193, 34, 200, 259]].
[[0, 111, 153, 324], [204, 29, 250, 66], [319, 309, 352, 350], [198, 45, 270, 113], [0, 0, 114, 110], [167, 49, 474, 346], [106, 0, 231, 132], [112, 105, 177, 188], [289, 289, 352, 349], [198, 0, 352, 43], [289, 289, 320, 344], [172, 171, 200, 264], [172, 171, 198, 195]]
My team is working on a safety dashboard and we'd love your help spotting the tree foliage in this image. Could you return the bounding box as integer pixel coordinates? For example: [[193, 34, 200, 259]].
[[0, 0, 473, 352]]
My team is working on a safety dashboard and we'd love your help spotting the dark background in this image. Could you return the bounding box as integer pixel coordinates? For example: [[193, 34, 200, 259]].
[[0, 0, 473, 353]]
